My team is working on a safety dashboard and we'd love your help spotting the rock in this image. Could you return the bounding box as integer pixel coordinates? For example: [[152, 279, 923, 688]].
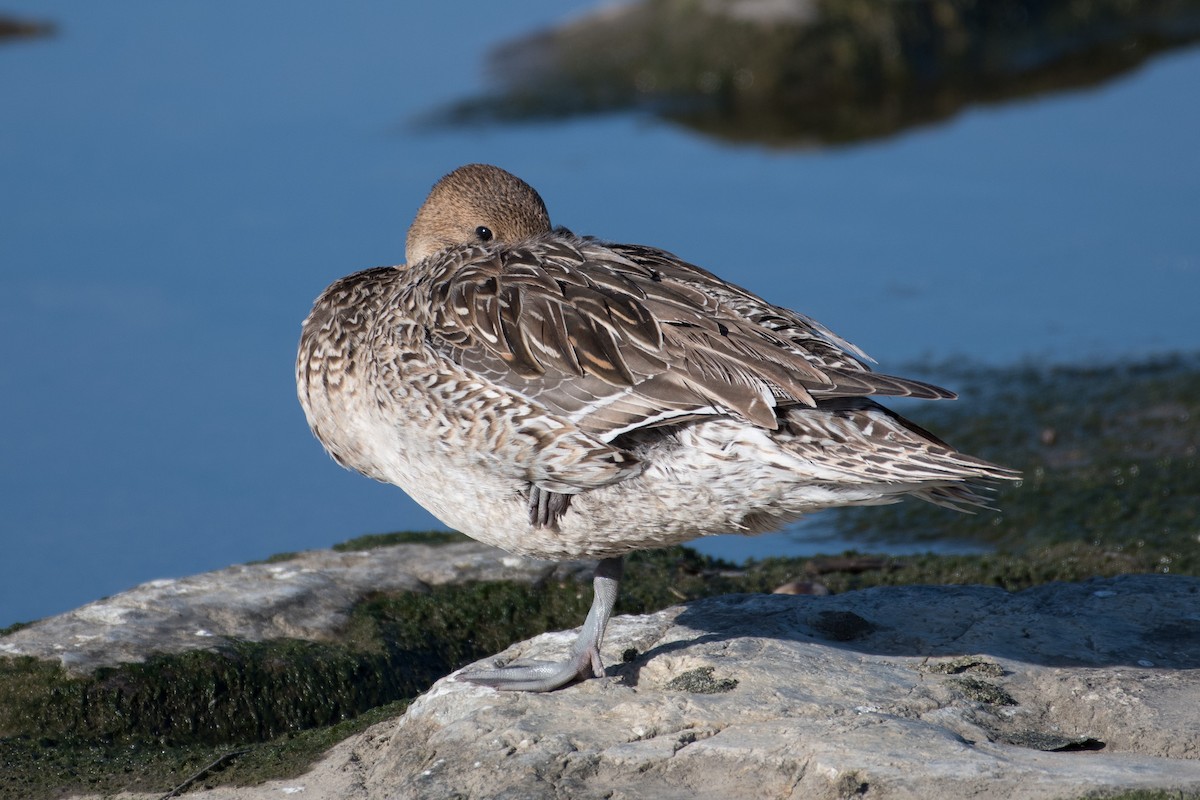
[[0, 540, 591, 673], [434, 0, 1200, 146], [367, 575, 1200, 799], [81, 573, 1200, 800], [0, 14, 54, 40]]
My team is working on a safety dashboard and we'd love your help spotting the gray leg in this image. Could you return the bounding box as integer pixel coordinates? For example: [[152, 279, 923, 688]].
[[459, 556, 624, 691]]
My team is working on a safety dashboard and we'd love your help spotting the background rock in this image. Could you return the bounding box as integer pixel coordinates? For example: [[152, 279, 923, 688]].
[[435, 0, 1200, 146], [0, 14, 54, 41], [1, 540, 591, 673]]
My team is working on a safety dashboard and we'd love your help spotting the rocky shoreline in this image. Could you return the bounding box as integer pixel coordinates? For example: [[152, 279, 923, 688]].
[[2, 548, 1198, 799]]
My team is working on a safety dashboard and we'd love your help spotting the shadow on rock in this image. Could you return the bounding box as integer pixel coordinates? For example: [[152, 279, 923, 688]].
[[628, 574, 1199, 674]]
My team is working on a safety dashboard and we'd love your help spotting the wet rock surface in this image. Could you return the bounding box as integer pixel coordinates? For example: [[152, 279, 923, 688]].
[[85, 574, 1200, 800]]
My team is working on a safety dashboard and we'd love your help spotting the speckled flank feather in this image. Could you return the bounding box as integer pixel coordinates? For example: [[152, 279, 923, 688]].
[[297, 163, 1018, 562]]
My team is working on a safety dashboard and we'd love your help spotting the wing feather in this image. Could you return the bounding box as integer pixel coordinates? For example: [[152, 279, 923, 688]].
[[407, 231, 955, 443]]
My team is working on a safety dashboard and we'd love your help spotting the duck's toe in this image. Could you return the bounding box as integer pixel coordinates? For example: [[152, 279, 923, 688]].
[[458, 646, 602, 692]]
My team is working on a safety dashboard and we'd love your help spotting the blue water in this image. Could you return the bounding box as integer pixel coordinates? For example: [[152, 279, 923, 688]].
[[2, 2, 1198, 626]]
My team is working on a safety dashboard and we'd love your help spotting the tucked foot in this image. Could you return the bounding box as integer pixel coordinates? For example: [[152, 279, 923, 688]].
[[457, 556, 624, 692], [528, 485, 572, 528]]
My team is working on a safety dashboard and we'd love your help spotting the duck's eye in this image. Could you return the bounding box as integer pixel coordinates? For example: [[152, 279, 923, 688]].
[[475, 226, 494, 243]]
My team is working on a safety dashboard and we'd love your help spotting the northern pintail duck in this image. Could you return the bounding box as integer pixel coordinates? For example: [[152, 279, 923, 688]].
[[297, 164, 1018, 691]]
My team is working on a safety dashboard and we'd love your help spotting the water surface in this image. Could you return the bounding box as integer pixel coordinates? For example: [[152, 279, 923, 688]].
[[1, 2, 1198, 625]]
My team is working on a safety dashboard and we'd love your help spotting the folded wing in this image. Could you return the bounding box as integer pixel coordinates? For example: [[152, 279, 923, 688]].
[[410, 231, 953, 445]]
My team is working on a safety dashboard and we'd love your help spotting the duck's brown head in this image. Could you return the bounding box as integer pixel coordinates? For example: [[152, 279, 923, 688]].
[[405, 164, 552, 265]]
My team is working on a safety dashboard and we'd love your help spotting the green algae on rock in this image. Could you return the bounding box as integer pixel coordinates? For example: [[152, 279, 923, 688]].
[[665, 665, 739, 694], [829, 354, 1200, 571], [0, 699, 409, 800], [0, 641, 404, 745], [332, 530, 472, 551]]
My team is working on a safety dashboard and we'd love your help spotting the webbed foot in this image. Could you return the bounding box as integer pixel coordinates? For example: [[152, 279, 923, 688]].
[[458, 648, 602, 692], [458, 556, 623, 692]]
